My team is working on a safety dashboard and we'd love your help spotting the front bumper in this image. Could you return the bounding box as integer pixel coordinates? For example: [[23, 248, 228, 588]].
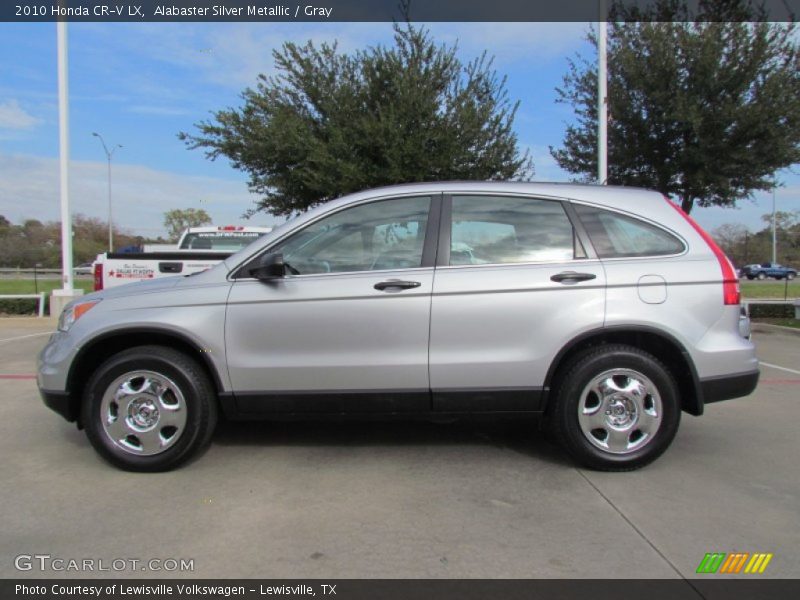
[[39, 388, 78, 422], [700, 370, 760, 404]]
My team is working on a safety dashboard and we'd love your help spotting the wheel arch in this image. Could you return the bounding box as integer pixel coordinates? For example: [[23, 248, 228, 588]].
[[543, 326, 704, 416], [66, 327, 226, 428]]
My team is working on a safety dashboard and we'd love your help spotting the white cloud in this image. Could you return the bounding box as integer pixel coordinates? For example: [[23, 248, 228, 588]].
[[80, 22, 587, 93], [522, 144, 571, 183], [691, 185, 800, 233], [126, 105, 193, 116], [0, 153, 280, 236], [424, 22, 588, 66], [0, 99, 42, 130]]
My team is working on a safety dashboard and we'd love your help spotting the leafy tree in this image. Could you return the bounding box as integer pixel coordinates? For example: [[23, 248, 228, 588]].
[[712, 213, 800, 268], [180, 22, 532, 217], [551, 0, 800, 214], [760, 210, 799, 231], [711, 222, 749, 265], [0, 214, 136, 268], [163, 208, 212, 240]]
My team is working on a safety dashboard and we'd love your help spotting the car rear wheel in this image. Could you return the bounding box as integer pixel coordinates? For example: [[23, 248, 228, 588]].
[[82, 345, 218, 472], [549, 344, 681, 471], [757, 272, 767, 280], [788, 273, 796, 280]]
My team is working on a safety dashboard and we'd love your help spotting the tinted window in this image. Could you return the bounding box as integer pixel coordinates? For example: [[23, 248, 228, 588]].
[[271, 196, 430, 274], [450, 195, 582, 265], [575, 205, 685, 258]]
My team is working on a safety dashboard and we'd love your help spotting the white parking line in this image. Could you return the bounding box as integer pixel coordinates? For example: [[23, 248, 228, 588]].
[[760, 361, 800, 376], [0, 332, 51, 344]]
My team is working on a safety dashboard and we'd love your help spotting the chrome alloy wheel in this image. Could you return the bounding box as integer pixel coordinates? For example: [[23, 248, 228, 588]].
[[100, 370, 187, 456], [577, 369, 662, 455]]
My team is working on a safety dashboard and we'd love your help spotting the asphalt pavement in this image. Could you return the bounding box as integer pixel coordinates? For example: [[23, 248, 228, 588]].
[[0, 317, 797, 580]]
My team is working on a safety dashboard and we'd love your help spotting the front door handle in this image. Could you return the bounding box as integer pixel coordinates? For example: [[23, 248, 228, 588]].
[[374, 280, 422, 291], [550, 271, 597, 284]]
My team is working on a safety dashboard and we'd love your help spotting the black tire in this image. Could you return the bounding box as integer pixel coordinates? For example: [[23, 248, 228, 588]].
[[549, 344, 681, 471], [788, 273, 796, 281], [746, 275, 755, 280], [757, 272, 767, 280], [82, 345, 218, 472]]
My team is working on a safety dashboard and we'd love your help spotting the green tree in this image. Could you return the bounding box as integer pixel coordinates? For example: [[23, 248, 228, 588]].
[[551, 0, 800, 213], [72, 214, 137, 263], [0, 214, 137, 268], [180, 22, 532, 217], [711, 222, 749, 265], [163, 208, 212, 240]]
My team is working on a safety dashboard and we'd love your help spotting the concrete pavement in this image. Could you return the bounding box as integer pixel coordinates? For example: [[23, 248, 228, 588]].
[[0, 318, 797, 579]]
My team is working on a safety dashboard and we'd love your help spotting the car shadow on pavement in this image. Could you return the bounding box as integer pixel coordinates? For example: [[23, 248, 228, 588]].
[[212, 418, 574, 467]]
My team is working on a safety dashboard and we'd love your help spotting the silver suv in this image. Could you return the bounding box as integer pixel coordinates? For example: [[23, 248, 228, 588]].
[[38, 183, 759, 472]]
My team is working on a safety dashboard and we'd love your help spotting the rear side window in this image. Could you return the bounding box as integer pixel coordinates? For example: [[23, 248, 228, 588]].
[[574, 204, 685, 258], [450, 195, 585, 265]]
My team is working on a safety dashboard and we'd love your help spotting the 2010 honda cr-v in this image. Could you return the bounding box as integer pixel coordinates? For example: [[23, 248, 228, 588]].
[[38, 182, 759, 471]]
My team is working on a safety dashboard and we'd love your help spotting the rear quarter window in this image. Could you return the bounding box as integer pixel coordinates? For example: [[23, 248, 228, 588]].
[[574, 204, 685, 258]]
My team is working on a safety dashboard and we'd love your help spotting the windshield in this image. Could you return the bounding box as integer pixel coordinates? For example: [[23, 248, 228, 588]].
[[179, 231, 266, 251]]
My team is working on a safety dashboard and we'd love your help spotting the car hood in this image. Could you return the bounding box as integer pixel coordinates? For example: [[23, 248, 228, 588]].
[[82, 275, 183, 303]]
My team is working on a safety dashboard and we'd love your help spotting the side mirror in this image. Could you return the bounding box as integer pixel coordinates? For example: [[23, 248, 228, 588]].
[[248, 253, 286, 280]]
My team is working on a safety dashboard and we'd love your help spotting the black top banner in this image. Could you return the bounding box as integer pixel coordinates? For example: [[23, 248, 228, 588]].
[[3, 0, 799, 22]]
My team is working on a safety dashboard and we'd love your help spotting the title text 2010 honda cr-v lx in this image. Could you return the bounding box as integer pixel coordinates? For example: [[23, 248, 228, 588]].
[[38, 182, 759, 471]]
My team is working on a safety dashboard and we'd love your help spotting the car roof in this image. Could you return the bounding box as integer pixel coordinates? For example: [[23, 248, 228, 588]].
[[317, 181, 667, 215]]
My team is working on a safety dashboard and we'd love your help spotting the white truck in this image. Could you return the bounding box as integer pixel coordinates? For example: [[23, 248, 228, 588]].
[[92, 226, 271, 290]]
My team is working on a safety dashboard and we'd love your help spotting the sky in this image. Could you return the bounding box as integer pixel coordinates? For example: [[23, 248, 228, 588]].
[[0, 21, 797, 239]]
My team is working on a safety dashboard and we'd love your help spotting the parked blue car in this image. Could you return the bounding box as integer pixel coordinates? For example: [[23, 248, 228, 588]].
[[740, 262, 797, 280]]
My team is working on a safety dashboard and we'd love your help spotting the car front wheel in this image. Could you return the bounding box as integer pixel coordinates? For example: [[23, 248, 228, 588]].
[[82, 345, 218, 472], [550, 344, 681, 471], [788, 273, 796, 280], [757, 272, 767, 280]]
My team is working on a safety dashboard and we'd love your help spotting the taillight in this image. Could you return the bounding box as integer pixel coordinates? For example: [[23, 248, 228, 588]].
[[93, 263, 103, 291], [665, 197, 740, 305]]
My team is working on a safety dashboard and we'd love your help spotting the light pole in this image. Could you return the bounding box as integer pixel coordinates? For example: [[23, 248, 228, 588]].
[[597, 0, 608, 184], [92, 132, 122, 252], [772, 186, 777, 264]]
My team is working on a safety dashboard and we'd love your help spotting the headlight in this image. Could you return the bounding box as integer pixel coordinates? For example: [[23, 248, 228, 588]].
[[57, 299, 101, 332]]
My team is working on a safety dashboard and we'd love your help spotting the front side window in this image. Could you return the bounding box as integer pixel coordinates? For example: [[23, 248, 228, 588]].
[[449, 195, 582, 265], [270, 196, 431, 275], [574, 204, 685, 258]]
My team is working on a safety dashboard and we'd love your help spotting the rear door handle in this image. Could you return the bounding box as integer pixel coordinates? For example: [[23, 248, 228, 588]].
[[550, 271, 597, 284], [374, 280, 422, 291]]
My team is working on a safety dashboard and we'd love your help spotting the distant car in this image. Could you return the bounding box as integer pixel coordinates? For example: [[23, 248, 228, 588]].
[[73, 262, 94, 275], [741, 262, 797, 280]]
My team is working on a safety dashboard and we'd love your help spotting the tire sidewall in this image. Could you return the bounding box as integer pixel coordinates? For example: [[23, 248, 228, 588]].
[[555, 347, 681, 470], [82, 349, 211, 471]]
